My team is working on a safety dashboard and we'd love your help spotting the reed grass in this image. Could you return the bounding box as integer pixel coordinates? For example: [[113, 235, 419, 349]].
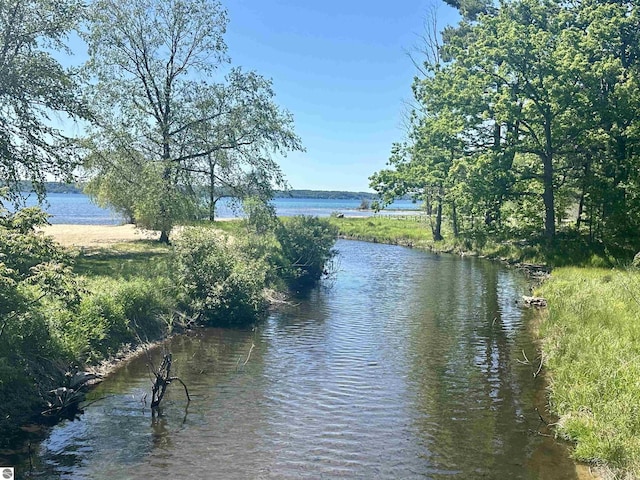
[[537, 268, 640, 476]]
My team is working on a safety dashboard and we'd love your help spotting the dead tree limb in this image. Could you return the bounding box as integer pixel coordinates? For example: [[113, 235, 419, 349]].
[[151, 353, 190, 408]]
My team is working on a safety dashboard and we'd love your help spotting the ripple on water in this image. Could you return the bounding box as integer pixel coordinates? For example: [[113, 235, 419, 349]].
[[21, 240, 581, 479]]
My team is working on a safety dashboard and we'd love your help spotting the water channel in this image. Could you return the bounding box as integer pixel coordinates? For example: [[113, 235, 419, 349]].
[[16, 240, 579, 479]]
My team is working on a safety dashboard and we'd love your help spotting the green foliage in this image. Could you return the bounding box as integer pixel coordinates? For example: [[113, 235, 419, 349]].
[[0, 199, 178, 435], [50, 277, 172, 362], [0, 198, 79, 320], [0, 200, 76, 435], [0, 0, 89, 201], [275, 216, 338, 289], [171, 227, 268, 326], [372, 0, 640, 253], [82, 0, 301, 241], [64, 289, 130, 361], [241, 197, 278, 235], [0, 204, 69, 274], [83, 148, 147, 224], [0, 297, 66, 437], [537, 268, 640, 475]]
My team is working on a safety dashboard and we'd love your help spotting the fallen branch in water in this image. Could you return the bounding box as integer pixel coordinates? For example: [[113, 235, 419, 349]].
[[151, 353, 191, 409], [534, 354, 544, 378], [243, 343, 255, 367], [516, 349, 545, 378]]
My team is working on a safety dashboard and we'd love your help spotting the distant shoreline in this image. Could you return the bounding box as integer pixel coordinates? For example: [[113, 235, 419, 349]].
[[17, 182, 414, 201]]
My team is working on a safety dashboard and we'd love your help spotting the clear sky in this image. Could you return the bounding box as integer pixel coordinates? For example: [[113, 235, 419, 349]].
[[221, 0, 459, 192]]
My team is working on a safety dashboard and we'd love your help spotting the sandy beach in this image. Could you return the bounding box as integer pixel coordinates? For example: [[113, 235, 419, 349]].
[[39, 224, 160, 247]]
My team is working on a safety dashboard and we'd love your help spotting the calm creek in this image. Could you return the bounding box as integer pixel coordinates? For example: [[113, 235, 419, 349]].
[[15, 240, 581, 479]]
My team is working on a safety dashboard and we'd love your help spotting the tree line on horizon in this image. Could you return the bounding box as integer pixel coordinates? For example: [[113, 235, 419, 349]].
[[371, 0, 640, 255], [12, 182, 390, 202]]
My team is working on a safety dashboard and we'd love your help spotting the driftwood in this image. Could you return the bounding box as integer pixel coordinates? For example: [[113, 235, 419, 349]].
[[151, 353, 191, 409], [522, 295, 548, 308], [42, 370, 101, 417]]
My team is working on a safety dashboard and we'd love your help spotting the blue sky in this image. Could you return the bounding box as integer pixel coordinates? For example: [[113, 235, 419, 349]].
[[61, 1, 459, 192], [222, 0, 459, 191]]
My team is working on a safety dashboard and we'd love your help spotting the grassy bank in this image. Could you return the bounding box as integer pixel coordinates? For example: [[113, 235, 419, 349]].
[[328, 215, 618, 267], [0, 239, 177, 443], [328, 215, 435, 247], [59, 241, 175, 361], [537, 268, 640, 477]]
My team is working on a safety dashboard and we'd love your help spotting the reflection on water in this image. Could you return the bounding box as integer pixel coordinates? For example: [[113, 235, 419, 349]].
[[16, 240, 578, 479]]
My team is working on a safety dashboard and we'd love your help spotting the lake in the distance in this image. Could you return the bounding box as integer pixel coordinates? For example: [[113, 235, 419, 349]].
[[25, 193, 419, 225]]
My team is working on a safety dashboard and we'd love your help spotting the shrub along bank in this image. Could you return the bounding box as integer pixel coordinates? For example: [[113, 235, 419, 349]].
[[0, 205, 337, 442]]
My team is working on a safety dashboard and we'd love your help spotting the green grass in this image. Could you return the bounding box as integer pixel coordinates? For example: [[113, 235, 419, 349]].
[[537, 267, 640, 475], [50, 241, 176, 362], [329, 215, 437, 247], [73, 241, 170, 278], [201, 219, 245, 235], [327, 216, 628, 267]]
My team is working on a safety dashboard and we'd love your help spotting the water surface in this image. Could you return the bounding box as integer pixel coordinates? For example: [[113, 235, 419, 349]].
[[18, 241, 577, 479], [24, 193, 419, 224]]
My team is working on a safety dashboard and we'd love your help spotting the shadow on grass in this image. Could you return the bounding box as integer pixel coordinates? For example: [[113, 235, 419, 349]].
[[73, 240, 170, 278], [537, 232, 634, 268]]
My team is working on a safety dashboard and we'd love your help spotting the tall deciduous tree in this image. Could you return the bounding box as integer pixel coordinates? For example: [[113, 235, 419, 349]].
[[0, 0, 88, 199], [569, 0, 640, 245], [83, 0, 227, 242], [83, 0, 301, 241], [178, 69, 302, 221]]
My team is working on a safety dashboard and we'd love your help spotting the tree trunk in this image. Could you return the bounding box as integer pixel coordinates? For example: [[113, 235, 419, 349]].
[[451, 200, 459, 238], [542, 116, 555, 239], [576, 190, 584, 229], [159, 230, 170, 244], [432, 197, 443, 241], [576, 160, 590, 229], [542, 155, 555, 238], [157, 162, 172, 243], [209, 155, 216, 221]]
